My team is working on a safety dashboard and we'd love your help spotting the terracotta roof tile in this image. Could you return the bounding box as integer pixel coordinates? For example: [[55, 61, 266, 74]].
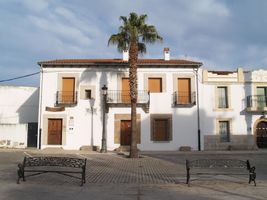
[[38, 58, 202, 66]]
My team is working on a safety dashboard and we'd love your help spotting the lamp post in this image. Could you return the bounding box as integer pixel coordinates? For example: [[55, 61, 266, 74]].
[[100, 85, 108, 153], [89, 98, 95, 147]]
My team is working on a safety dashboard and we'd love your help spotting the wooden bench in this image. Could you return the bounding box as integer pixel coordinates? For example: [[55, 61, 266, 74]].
[[17, 156, 87, 186], [186, 159, 256, 186]]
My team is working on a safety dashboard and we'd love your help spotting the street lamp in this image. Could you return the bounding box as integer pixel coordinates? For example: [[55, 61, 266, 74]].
[[100, 85, 108, 153], [89, 98, 95, 147]]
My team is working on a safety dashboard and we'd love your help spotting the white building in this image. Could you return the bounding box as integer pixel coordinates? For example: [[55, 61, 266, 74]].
[[0, 86, 39, 148], [38, 49, 203, 151], [37, 49, 267, 151]]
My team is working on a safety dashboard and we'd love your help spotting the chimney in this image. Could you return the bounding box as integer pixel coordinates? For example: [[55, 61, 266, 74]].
[[164, 48, 170, 60], [123, 48, 129, 61]]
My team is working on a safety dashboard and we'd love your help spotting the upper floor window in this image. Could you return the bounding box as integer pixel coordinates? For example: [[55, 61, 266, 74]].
[[148, 78, 162, 93], [217, 86, 229, 108], [121, 77, 130, 103], [177, 78, 191, 104], [257, 87, 267, 107], [62, 77, 75, 103], [85, 89, 92, 99]]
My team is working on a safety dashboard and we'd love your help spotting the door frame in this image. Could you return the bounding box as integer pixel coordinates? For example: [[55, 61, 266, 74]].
[[254, 118, 267, 148]]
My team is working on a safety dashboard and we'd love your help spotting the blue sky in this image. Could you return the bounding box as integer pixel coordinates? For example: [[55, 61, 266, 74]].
[[0, 0, 267, 86]]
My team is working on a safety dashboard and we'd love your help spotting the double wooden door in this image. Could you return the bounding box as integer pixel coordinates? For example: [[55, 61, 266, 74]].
[[120, 120, 131, 145], [48, 119, 62, 145]]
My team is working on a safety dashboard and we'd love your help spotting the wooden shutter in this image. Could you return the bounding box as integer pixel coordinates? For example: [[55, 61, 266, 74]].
[[153, 119, 168, 141], [178, 78, 191, 104], [148, 78, 162, 93], [121, 78, 130, 103], [62, 78, 75, 103]]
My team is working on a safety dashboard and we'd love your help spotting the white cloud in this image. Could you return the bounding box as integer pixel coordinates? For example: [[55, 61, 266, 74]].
[[21, 0, 49, 12], [189, 0, 230, 17], [28, 15, 91, 46]]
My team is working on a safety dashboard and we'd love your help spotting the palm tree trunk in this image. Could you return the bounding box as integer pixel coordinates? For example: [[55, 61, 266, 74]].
[[129, 41, 138, 158]]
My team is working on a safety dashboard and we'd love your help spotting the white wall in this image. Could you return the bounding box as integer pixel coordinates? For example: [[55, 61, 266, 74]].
[[0, 86, 39, 148], [0, 124, 28, 148], [40, 67, 199, 150], [0, 86, 39, 124]]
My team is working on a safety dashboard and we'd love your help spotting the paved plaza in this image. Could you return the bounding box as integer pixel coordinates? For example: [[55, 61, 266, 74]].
[[0, 149, 267, 200]]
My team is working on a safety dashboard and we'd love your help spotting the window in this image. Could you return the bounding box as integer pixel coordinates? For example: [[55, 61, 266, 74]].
[[256, 87, 267, 107], [151, 114, 172, 142], [148, 78, 162, 93], [62, 77, 75, 103], [177, 78, 191, 104], [219, 121, 230, 142], [85, 89, 92, 99], [217, 86, 228, 108]]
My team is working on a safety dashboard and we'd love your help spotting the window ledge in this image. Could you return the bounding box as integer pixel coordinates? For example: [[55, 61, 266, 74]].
[[152, 141, 172, 143], [213, 108, 233, 112]]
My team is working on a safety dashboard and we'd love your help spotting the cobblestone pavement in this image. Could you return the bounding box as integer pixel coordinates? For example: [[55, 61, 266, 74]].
[[83, 154, 184, 184], [1, 149, 267, 200]]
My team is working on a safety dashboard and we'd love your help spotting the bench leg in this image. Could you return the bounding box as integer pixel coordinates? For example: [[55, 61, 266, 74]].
[[249, 167, 256, 186], [81, 170, 86, 186], [17, 164, 25, 184], [186, 168, 190, 186]]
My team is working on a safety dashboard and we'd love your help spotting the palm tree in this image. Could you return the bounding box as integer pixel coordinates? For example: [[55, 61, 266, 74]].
[[108, 12, 162, 158]]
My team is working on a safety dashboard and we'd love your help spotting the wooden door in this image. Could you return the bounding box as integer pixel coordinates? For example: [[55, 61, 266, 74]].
[[178, 78, 191, 104], [62, 78, 75, 103], [256, 121, 267, 148], [120, 120, 131, 145], [148, 78, 162, 93], [121, 78, 130, 103], [154, 119, 168, 141], [48, 119, 62, 145]]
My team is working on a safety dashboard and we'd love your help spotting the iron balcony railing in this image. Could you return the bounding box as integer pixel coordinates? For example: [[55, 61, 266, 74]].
[[247, 95, 267, 109], [173, 91, 196, 105], [56, 91, 78, 105], [106, 90, 150, 104]]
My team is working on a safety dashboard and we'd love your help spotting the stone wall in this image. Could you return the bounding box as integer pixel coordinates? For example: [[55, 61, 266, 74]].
[[204, 135, 258, 150]]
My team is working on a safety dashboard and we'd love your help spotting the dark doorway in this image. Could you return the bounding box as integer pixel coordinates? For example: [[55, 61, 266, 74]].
[[48, 119, 62, 145], [256, 121, 267, 148], [120, 120, 131, 145], [27, 123, 38, 147]]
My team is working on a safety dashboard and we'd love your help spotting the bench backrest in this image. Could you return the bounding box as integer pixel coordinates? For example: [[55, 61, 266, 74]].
[[186, 159, 249, 170], [24, 157, 86, 168]]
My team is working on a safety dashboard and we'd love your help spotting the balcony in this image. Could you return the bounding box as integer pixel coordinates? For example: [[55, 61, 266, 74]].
[[106, 90, 150, 113], [56, 91, 77, 106], [246, 95, 267, 112], [173, 91, 196, 106]]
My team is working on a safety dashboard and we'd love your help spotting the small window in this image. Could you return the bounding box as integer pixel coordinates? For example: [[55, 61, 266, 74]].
[[256, 87, 267, 107], [148, 78, 162, 93], [217, 86, 228, 108], [219, 121, 230, 142], [85, 89, 92, 99], [151, 114, 172, 142]]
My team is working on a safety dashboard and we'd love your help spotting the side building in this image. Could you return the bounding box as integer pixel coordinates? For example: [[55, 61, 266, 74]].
[[201, 68, 267, 150]]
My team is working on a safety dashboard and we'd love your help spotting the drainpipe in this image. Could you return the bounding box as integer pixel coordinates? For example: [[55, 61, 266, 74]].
[[195, 67, 201, 151], [37, 66, 44, 149]]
